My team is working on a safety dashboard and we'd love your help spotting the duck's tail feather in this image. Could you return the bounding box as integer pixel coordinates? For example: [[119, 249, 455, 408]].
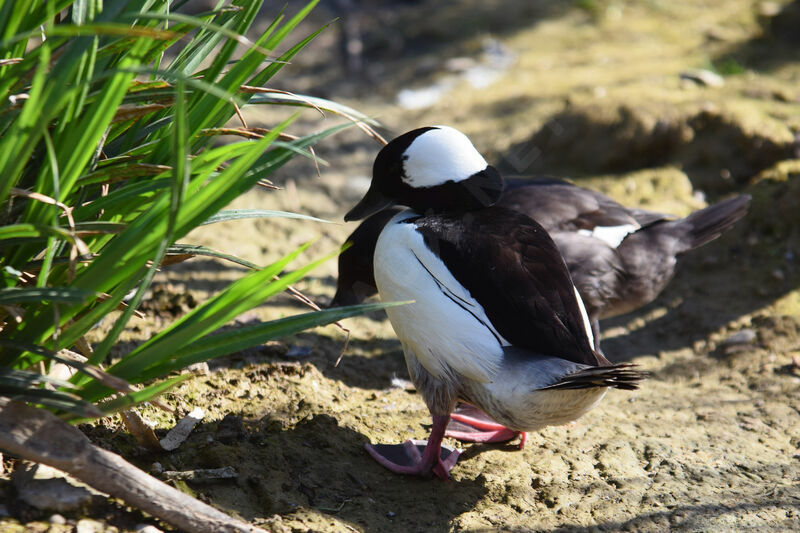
[[680, 194, 751, 250], [542, 363, 647, 391]]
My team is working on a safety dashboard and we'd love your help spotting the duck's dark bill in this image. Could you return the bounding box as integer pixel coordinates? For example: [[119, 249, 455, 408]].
[[344, 186, 393, 221]]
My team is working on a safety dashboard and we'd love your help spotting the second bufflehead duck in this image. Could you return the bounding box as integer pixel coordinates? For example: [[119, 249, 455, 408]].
[[345, 126, 644, 479]]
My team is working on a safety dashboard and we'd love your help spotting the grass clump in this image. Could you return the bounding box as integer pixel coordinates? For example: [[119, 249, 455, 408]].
[[0, 0, 386, 420]]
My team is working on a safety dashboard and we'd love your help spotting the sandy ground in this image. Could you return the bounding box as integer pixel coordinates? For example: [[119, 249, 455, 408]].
[[3, 1, 800, 531]]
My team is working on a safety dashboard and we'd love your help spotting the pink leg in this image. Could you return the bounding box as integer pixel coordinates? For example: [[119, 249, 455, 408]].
[[446, 405, 528, 449], [364, 415, 462, 480]]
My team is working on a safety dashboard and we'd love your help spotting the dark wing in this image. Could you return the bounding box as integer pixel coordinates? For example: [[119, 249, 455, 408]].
[[331, 207, 404, 307], [625, 207, 673, 228], [413, 207, 606, 367], [499, 177, 644, 232], [549, 231, 625, 320]]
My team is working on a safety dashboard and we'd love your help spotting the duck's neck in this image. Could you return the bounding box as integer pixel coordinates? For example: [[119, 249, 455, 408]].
[[399, 166, 504, 214]]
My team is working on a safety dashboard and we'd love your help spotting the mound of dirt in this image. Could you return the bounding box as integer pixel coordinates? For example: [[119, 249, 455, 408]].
[[499, 104, 797, 193]]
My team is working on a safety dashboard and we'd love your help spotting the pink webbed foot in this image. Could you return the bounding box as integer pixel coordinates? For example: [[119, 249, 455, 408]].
[[365, 439, 461, 480], [364, 415, 462, 480], [446, 404, 528, 449]]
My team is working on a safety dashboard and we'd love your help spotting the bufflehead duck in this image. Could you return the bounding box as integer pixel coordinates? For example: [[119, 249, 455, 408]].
[[333, 179, 750, 352], [345, 126, 645, 479]]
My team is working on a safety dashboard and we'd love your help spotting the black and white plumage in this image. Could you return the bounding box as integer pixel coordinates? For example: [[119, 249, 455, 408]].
[[334, 176, 751, 352], [345, 126, 644, 479]]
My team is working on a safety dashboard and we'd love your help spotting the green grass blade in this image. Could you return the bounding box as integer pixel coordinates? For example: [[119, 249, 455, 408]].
[[72, 179, 170, 220], [0, 223, 80, 243], [0, 385, 103, 418], [138, 301, 405, 381], [66, 117, 295, 305], [245, 92, 380, 126], [165, 244, 259, 270], [0, 340, 115, 385], [0, 368, 75, 390], [92, 373, 191, 418], [201, 209, 330, 226], [0, 288, 93, 305]]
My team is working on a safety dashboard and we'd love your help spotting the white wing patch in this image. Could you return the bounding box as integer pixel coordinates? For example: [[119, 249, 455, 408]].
[[374, 211, 506, 383], [402, 126, 488, 188], [577, 223, 637, 248]]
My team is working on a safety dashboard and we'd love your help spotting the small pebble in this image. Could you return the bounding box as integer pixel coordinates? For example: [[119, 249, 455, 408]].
[[286, 346, 312, 358], [386, 511, 396, 518], [724, 329, 757, 346], [135, 525, 163, 533], [186, 361, 210, 375], [76, 519, 104, 533], [445, 57, 476, 72], [49, 513, 66, 525], [680, 69, 725, 87], [693, 190, 707, 203], [150, 462, 163, 475]]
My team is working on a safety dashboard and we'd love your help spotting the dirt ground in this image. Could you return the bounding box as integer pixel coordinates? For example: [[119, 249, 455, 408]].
[[3, 1, 800, 531]]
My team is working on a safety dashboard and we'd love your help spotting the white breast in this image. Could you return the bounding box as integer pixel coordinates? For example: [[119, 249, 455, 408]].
[[374, 211, 507, 384]]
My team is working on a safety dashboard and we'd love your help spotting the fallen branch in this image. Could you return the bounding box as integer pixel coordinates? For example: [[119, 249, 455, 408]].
[[0, 400, 266, 533]]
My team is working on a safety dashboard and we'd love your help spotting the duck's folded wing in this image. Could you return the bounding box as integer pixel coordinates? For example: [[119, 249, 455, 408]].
[[549, 231, 624, 317], [413, 207, 606, 367], [499, 177, 641, 232]]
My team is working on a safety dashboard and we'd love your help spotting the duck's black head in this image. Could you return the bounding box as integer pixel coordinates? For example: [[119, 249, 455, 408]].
[[345, 126, 504, 221]]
